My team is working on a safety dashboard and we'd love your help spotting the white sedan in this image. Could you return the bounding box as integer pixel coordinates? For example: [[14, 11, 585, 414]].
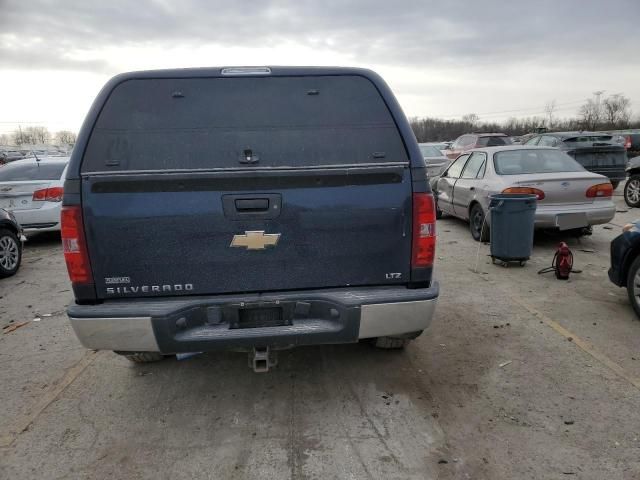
[[0, 157, 69, 233], [434, 146, 616, 241]]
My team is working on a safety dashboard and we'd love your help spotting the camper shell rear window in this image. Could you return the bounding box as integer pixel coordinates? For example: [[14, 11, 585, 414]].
[[81, 75, 408, 172]]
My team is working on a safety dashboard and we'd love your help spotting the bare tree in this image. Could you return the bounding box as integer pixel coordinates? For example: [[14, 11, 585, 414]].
[[55, 130, 77, 145], [602, 94, 631, 128], [579, 98, 602, 130], [0, 134, 10, 146], [544, 100, 556, 129], [461, 113, 479, 129], [12, 126, 51, 145]]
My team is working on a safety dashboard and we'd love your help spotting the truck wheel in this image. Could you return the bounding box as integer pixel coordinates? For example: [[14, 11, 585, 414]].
[[115, 351, 165, 363], [624, 175, 640, 208], [0, 229, 21, 278], [373, 331, 423, 349], [626, 256, 640, 319], [469, 204, 489, 242]]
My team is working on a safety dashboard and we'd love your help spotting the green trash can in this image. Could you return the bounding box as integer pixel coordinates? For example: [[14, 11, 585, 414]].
[[488, 194, 537, 266]]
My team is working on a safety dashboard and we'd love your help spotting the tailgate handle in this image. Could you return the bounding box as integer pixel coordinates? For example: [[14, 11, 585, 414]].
[[235, 198, 269, 212]]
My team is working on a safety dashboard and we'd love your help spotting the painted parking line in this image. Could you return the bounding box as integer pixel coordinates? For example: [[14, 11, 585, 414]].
[[511, 296, 640, 391], [0, 350, 98, 448]]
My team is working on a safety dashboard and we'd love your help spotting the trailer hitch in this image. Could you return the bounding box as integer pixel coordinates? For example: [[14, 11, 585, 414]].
[[248, 347, 277, 373]]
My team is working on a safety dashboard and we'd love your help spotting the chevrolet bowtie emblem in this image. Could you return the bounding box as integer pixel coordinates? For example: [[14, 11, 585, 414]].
[[230, 231, 281, 250]]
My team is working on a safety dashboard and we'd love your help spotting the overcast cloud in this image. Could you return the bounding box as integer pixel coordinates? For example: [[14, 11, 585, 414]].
[[1, 0, 639, 133]]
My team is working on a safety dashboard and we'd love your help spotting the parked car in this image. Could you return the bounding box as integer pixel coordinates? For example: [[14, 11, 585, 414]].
[[445, 133, 512, 159], [0, 208, 23, 277], [623, 156, 640, 207], [434, 146, 616, 241], [62, 66, 439, 368], [420, 141, 450, 154], [609, 221, 640, 318], [524, 132, 626, 189], [0, 150, 25, 165], [419, 143, 451, 178], [0, 157, 69, 233]]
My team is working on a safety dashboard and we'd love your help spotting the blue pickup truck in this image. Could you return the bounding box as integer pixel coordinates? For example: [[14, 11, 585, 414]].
[[61, 66, 439, 371]]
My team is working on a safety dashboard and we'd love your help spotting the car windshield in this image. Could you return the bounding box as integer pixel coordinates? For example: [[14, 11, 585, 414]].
[[493, 149, 584, 175], [477, 136, 512, 147], [419, 145, 443, 157], [0, 162, 67, 181]]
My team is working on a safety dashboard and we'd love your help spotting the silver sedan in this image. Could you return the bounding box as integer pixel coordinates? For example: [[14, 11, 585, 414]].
[[433, 146, 616, 241]]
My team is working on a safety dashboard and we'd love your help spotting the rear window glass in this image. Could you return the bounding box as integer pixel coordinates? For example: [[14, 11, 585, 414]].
[[477, 136, 512, 147], [82, 76, 408, 172], [494, 149, 584, 175], [0, 162, 66, 181], [563, 135, 613, 145]]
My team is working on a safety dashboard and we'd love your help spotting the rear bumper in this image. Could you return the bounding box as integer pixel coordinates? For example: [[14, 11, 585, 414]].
[[68, 284, 439, 353], [533, 202, 616, 229]]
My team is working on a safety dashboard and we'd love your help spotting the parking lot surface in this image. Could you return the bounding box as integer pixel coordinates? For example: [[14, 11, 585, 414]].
[[1, 191, 639, 479]]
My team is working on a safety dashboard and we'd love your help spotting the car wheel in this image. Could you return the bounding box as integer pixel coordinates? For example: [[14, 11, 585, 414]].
[[626, 256, 640, 319], [115, 351, 166, 363], [624, 175, 640, 208], [0, 229, 21, 278], [611, 181, 620, 190], [469, 204, 489, 242]]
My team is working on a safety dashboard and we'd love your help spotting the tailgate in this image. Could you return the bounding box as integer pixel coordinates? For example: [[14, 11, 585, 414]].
[[77, 74, 415, 299], [83, 166, 412, 298]]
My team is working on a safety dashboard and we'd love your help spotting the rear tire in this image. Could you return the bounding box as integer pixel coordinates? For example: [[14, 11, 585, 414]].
[[435, 198, 443, 219], [624, 175, 640, 208], [611, 180, 620, 190], [626, 256, 640, 319], [469, 204, 489, 242], [116, 352, 165, 363], [0, 229, 21, 278]]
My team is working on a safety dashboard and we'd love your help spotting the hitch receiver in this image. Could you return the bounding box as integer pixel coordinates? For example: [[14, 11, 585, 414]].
[[249, 347, 277, 373]]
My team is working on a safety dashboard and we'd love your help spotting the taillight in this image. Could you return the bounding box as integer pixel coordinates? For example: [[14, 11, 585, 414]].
[[32, 187, 64, 202], [625, 136, 632, 150], [61, 206, 93, 284], [412, 193, 436, 268], [502, 187, 545, 200], [586, 183, 613, 198]]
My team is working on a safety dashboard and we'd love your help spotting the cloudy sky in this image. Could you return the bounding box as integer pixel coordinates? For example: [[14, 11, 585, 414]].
[[1, 0, 639, 136]]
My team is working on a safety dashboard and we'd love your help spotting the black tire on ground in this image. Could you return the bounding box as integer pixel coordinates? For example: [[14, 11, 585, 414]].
[[624, 175, 640, 208], [435, 198, 443, 219], [115, 351, 165, 363], [611, 180, 620, 190], [626, 256, 640, 319], [469, 203, 489, 242], [373, 330, 423, 349], [0, 228, 21, 278]]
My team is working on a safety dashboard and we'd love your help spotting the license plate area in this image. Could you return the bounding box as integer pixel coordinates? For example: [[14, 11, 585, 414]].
[[556, 213, 587, 230], [231, 305, 288, 329]]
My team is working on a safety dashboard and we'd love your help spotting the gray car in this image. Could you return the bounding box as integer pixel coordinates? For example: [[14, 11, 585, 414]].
[[419, 143, 451, 178], [434, 146, 616, 241]]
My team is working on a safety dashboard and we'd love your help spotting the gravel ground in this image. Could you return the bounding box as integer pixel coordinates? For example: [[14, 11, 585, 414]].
[[0, 191, 639, 479]]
